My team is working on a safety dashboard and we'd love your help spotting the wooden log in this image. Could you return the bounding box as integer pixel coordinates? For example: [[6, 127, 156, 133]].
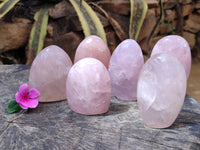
[[0, 65, 199, 150]]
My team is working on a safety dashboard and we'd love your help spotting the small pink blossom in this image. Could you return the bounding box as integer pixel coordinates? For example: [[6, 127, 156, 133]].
[[15, 83, 40, 109]]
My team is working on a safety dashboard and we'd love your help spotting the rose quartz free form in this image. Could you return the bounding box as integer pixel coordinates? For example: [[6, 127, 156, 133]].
[[109, 39, 144, 101], [137, 53, 187, 128], [66, 58, 111, 115], [29, 45, 72, 102], [74, 35, 111, 68], [151, 35, 191, 78]]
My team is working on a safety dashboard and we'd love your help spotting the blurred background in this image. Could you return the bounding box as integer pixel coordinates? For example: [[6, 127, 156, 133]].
[[0, 0, 199, 102]]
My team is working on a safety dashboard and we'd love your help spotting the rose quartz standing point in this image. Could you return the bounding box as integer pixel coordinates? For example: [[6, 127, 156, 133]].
[[151, 35, 191, 78], [66, 58, 111, 115], [29, 45, 72, 102], [109, 39, 144, 101], [74, 35, 111, 68], [137, 53, 187, 128]]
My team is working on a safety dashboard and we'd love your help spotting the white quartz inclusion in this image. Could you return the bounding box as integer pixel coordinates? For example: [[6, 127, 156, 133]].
[[137, 53, 187, 128], [109, 39, 144, 101]]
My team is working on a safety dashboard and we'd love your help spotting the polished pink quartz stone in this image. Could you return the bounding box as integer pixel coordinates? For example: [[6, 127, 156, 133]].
[[66, 58, 111, 115], [109, 39, 144, 101], [151, 35, 191, 78], [74, 35, 111, 68], [137, 53, 187, 128], [29, 45, 72, 102]]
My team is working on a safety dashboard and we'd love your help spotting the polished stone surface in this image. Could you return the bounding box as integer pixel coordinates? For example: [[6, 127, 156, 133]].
[[74, 35, 111, 68], [29, 45, 72, 102], [66, 58, 111, 115], [0, 65, 199, 149], [109, 39, 144, 101], [137, 53, 187, 128], [151, 35, 191, 78]]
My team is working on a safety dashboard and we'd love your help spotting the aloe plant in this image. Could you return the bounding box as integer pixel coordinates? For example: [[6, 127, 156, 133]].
[[89, 2, 127, 41], [69, 0, 107, 44], [0, 0, 149, 64], [0, 0, 20, 19], [29, 4, 50, 54], [147, 0, 164, 50], [129, 0, 148, 41]]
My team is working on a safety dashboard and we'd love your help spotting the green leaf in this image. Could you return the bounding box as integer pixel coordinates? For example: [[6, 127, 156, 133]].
[[147, 0, 164, 50], [0, 0, 20, 19], [90, 2, 127, 41], [69, 0, 107, 43], [160, 21, 165, 25], [23, 109, 28, 113], [27, 4, 50, 64], [129, 0, 148, 41], [168, 24, 173, 29], [7, 100, 22, 114]]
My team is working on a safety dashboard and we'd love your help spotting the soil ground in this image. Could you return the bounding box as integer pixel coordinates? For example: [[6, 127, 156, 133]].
[[187, 59, 200, 103]]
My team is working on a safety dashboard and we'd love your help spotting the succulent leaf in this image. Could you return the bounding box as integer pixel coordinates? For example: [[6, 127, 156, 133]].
[[0, 0, 20, 19], [69, 0, 107, 43], [129, 0, 148, 41]]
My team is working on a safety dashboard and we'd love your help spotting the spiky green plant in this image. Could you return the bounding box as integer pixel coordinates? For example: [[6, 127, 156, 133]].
[[0, 0, 150, 64], [129, 0, 148, 41], [0, 0, 20, 19]]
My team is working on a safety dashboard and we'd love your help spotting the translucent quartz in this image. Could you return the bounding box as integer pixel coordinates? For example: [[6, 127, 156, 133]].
[[151, 35, 191, 78], [137, 53, 187, 128], [29, 45, 72, 102], [74, 35, 111, 68], [109, 39, 144, 101], [66, 58, 111, 115]]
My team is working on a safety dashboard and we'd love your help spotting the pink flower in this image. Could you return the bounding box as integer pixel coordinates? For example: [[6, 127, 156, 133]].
[[15, 83, 40, 109]]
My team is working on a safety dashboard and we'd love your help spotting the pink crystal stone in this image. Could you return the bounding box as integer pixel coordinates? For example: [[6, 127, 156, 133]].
[[66, 58, 111, 115], [74, 35, 111, 68], [151, 35, 191, 78], [29, 45, 72, 102], [109, 39, 144, 101], [137, 53, 187, 128]]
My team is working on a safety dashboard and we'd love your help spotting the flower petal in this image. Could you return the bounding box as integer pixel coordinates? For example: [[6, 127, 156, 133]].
[[28, 88, 40, 99], [15, 92, 23, 103], [26, 99, 39, 108], [19, 83, 29, 96], [20, 98, 39, 108], [20, 103, 28, 109]]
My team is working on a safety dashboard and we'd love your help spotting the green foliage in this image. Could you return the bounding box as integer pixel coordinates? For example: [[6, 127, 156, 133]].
[[69, 0, 107, 43], [167, 22, 176, 30], [28, 4, 50, 56], [89, 2, 127, 41], [147, 0, 164, 50], [129, 0, 148, 41], [7, 100, 22, 114], [0, 0, 20, 19], [1, 0, 150, 62], [160, 20, 176, 35]]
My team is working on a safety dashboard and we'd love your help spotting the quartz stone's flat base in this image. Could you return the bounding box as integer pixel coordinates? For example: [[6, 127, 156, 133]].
[[0, 65, 199, 150]]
